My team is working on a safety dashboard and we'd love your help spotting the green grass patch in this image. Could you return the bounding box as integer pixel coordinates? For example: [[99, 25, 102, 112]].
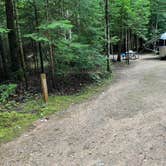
[[0, 74, 112, 144], [0, 112, 36, 143]]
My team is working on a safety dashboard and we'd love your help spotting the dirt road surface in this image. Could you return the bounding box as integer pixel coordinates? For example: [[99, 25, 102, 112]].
[[0, 55, 166, 166]]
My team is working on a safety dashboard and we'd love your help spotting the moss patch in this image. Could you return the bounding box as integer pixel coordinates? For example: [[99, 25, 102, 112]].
[[0, 74, 112, 144]]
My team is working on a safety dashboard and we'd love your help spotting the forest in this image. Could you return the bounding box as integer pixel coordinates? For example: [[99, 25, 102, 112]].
[[0, 0, 165, 91], [0, 0, 166, 142], [0, 0, 166, 161], [0, 1, 166, 164]]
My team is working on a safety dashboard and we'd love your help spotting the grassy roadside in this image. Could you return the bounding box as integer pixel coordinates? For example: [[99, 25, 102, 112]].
[[0, 74, 112, 144]]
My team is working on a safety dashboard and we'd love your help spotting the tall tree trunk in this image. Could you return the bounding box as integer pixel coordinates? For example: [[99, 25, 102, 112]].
[[117, 41, 122, 62], [66, 10, 72, 40], [5, 0, 19, 73], [128, 29, 131, 50], [111, 44, 114, 60], [136, 36, 139, 52], [105, 0, 111, 72], [117, 29, 123, 62], [125, 28, 128, 52], [14, 1, 28, 89], [0, 36, 8, 79], [33, 0, 44, 73], [46, 0, 56, 88]]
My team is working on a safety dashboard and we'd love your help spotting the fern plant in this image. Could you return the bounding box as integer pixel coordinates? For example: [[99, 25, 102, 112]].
[[0, 84, 17, 103]]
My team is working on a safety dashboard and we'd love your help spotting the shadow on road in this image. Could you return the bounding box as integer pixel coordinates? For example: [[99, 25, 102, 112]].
[[142, 56, 161, 61]]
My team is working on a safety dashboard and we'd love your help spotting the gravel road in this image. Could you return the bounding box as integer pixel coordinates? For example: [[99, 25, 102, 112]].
[[0, 54, 166, 166]]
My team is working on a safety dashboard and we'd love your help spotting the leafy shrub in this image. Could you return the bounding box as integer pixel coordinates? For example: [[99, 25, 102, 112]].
[[0, 112, 19, 127], [56, 39, 106, 76], [0, 84, 17, 103]]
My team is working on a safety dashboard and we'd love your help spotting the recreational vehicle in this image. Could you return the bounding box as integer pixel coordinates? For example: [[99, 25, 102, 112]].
[[159, 32, 166, 58]]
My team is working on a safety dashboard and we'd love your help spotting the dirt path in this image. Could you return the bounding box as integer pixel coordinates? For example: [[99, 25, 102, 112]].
[[0, 55, 166, 166]]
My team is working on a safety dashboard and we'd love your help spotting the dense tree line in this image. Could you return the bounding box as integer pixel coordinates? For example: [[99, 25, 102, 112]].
[[0, 0, 165, 90]]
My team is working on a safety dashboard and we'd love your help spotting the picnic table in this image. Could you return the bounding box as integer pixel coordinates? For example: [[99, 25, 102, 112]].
[[121, 50, 139, 60], [121, 50, 139, 64], [126, 50, 137, 59]]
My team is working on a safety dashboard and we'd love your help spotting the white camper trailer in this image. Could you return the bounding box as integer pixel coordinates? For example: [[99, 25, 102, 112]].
[[159, 32, 166, 58]]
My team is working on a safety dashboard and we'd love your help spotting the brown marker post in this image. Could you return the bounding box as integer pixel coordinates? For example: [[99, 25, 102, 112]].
[[41, 73, 48, 103]]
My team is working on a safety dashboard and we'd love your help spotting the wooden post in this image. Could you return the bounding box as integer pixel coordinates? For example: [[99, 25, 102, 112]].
[[41, 73, 48, 103]]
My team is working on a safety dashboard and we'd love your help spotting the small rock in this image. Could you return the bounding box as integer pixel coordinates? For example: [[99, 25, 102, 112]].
[[96, 160, 105, 166]]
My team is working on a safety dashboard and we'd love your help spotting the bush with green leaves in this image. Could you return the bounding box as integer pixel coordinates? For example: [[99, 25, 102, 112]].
[[55, 38, 106, 76], [0, 27, 9, 34], [0, 84, 17, 103], [25, 19, 106, 77]]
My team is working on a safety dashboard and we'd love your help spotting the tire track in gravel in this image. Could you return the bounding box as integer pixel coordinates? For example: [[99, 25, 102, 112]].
[[0, 54, 166, 166]]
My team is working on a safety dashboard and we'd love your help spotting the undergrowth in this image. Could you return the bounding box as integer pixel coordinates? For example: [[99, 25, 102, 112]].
[[0, 73, 112, 144]]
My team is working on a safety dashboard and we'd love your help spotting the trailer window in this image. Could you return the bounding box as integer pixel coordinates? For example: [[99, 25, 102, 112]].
[[159, 39, 165, 46]]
